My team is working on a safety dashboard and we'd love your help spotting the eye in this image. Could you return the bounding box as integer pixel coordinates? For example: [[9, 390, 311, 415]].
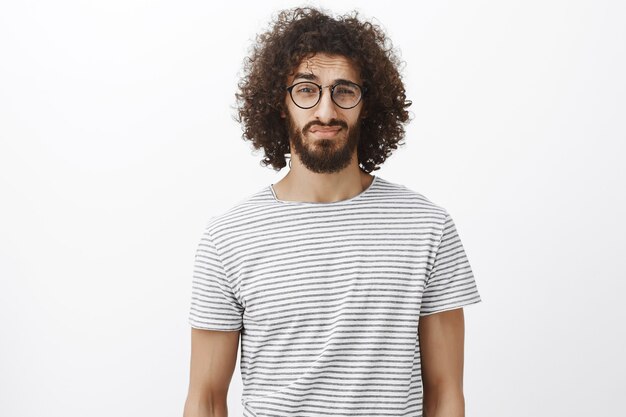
[[293, 82, 319, 95], [335, 88, 356, 95], [334, 83, 358, 96]]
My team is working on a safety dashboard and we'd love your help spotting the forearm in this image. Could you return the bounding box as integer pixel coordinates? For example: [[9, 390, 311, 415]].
[[183, 397, 228, 417], [423, 388, 465, 417]]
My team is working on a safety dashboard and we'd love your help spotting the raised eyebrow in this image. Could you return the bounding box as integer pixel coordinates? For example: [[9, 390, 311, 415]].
[[333, 78, 359, 86], [292, 73, 358, 85], [293, 72, 318, 81]]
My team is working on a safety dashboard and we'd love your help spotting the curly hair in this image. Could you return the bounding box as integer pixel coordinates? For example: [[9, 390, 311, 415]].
[[235, 6, 412, 172]]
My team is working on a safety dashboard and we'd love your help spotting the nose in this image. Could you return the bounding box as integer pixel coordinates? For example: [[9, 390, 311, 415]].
[[313, 86, 338, 123]]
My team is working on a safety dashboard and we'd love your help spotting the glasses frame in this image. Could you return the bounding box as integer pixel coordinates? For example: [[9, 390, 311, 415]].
[[285, 81, 367, 110]]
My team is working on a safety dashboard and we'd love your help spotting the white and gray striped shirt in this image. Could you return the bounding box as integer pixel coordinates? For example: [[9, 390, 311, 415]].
[[188, 175, 481, 417]]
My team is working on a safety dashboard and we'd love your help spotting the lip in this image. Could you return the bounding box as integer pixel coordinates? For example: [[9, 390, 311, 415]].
[[309, 127, 342, 138]]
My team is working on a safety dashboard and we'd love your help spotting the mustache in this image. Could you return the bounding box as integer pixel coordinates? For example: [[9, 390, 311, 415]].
[[302, 119, 348, 133]]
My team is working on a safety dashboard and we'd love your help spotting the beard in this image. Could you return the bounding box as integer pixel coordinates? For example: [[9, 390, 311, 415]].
[[285, 112, 361, 174]]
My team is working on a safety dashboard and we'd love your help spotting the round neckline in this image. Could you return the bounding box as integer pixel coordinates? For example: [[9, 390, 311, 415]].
[[269, 175, 378, 205]]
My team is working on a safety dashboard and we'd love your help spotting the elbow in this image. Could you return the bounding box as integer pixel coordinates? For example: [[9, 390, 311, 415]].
[[183, 395, 228, 417], [423, 386, 465, 417]]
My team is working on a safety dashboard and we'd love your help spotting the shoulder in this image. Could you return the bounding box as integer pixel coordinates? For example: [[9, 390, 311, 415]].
[[201, 184, 274, 238], [374, 176, 449, 219]]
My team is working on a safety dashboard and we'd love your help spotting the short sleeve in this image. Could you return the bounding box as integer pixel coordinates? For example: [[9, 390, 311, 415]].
[[188, 229, 244, 331], [420, 210, 482, 316]]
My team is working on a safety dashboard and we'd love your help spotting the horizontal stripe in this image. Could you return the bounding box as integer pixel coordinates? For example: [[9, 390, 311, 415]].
[[189, 175, 481, 416]]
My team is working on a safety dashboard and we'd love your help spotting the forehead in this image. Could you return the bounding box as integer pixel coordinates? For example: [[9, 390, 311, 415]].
[[288, 53, 360, 84]]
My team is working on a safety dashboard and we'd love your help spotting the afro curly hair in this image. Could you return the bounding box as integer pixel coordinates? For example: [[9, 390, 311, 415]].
[[235, 6, 412, 172]]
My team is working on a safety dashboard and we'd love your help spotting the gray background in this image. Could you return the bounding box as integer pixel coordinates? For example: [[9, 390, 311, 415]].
[[1, 0, 624, 416]]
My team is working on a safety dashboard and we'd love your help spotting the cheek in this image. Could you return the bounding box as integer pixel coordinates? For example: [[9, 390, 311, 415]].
[[292, 111, 311, 127], [284, 101, 301, 120], [342, 112, 361, 128]]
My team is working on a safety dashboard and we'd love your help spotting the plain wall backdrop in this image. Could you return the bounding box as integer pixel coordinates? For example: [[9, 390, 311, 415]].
[[1, 0, 625, 416]]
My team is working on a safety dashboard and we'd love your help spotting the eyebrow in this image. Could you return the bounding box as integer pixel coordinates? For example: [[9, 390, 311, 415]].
[[292, 72, 357, 85]]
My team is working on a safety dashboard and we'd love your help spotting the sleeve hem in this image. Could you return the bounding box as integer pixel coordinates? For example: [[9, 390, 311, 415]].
[[189, 321, 243, 332], [419, 297, 482, 317]]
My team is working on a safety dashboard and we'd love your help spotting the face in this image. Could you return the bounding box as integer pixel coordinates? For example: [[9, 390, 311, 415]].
[[282, 53, 365, 174]]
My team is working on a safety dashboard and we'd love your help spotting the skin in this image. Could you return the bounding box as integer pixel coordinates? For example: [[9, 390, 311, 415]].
[[183, 53, 467, 417], [183, 329, 239, 417], [273, 53, 374, 203], [419, 308, 467, 417]]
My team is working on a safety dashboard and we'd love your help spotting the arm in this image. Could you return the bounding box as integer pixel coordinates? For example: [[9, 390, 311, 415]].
[[418, 307, 466, 417], [183, 328, 240, 417]]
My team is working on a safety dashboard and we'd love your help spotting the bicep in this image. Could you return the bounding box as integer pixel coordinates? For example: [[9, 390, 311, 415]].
[[187, 327, 240, 403], [418, 307, 465, 391]]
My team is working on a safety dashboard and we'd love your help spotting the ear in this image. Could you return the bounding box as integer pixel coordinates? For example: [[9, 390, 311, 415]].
[[280, 110, 286, 118]]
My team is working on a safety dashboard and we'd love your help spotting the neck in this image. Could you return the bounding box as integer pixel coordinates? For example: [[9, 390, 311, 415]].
[[273, 159, 373, 203]]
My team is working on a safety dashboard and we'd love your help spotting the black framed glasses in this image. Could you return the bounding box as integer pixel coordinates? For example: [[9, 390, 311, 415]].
[[286, 81, 367, 109]]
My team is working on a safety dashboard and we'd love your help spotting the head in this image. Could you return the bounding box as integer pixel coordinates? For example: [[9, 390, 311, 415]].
[[235, 6, 412, 173]]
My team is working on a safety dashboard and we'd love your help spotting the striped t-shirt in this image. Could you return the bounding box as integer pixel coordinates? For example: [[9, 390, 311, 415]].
[[188, 175, 481, 417]]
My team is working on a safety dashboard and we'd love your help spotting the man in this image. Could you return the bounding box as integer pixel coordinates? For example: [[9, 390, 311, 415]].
[[184, 6, 481, 417]]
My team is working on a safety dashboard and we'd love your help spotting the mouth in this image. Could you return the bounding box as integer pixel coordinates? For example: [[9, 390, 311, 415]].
[[309, 126, 342, 138]]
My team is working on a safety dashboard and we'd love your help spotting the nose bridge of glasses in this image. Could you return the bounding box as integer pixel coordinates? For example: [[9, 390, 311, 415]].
[[319, 84, 335, 102], [315, 85, 338, 118]]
